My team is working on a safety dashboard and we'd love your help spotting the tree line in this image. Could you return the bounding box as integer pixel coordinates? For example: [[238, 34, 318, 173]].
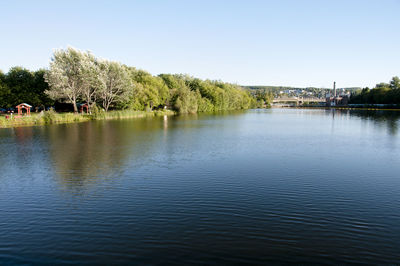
[[0, 67, 53, 109], [1, 47, 263, 114], [246, 86, 360, 99], [350, 76, 400, 105]]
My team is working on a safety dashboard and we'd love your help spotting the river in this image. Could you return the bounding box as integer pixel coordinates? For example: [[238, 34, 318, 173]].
[[0, 108, 399, 264]]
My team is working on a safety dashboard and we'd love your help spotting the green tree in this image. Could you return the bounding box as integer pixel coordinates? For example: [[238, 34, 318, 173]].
[[350, 76, 400, 105], [0, 71, 11, 108], [390, 76, 400, 90], [33, 69, 54, 108], [0, 68, 52, 109], [128, 68, 169, 110]]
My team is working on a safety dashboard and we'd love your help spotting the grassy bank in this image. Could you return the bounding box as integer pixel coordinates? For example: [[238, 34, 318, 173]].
[[0, 109, 175, 129]]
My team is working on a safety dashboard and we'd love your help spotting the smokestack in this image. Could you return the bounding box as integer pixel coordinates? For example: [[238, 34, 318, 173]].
[[333, 81, 336, 97]]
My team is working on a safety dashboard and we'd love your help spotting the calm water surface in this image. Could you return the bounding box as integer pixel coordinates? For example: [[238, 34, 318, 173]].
[[1, 108, 400, 264]]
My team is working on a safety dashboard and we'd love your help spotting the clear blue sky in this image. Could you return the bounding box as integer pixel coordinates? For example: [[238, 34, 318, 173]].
[[1, 0, 399, 88]]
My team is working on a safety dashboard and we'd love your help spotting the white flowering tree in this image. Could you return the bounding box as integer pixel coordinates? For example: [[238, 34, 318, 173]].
[[79, 52, 101, 112], [45, 47, 100, 113], [98, 60, 132, 111]]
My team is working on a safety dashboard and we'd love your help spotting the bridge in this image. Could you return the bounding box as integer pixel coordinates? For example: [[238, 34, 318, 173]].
[[272, 97, 326, 107]]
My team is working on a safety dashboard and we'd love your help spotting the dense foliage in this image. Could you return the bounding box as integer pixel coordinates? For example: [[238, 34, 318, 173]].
[[0, 67, 53, 109], [1, 47, 261, 114], [350, 77, 400, 105], [251, 89, 274, 107]]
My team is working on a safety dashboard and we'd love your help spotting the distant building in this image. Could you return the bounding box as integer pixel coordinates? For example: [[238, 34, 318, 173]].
[[326, 95, 349, 107], [326, 82, 350, 107]]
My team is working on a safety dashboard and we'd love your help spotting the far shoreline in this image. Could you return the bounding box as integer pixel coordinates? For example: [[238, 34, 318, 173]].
[[272, 106, 400, 111]]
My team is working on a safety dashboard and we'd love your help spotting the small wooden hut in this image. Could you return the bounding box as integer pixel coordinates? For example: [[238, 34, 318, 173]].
[[16, 103, 32, 116], [80, 103, 89, 114]]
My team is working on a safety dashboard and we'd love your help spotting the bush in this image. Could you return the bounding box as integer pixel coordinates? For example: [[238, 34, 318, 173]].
[[91, 104, 106, 119], [42, 109, 57, 123]]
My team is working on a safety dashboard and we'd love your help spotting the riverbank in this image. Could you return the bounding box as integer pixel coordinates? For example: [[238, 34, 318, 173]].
[[273, 106, 400, 111], [0, 109, 175, 129]]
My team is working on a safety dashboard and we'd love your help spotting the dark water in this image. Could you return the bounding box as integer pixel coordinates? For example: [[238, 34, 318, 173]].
[[1, 108, 400, 264]]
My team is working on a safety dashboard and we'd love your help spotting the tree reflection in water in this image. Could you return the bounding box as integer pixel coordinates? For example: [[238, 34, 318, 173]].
[[0, 109, 398, 195], [339, 109, 400, 135], [45, 116, 168, 193]]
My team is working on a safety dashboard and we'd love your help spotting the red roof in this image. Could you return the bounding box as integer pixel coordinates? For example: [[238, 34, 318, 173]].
[[16, 103, 32, 108]]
